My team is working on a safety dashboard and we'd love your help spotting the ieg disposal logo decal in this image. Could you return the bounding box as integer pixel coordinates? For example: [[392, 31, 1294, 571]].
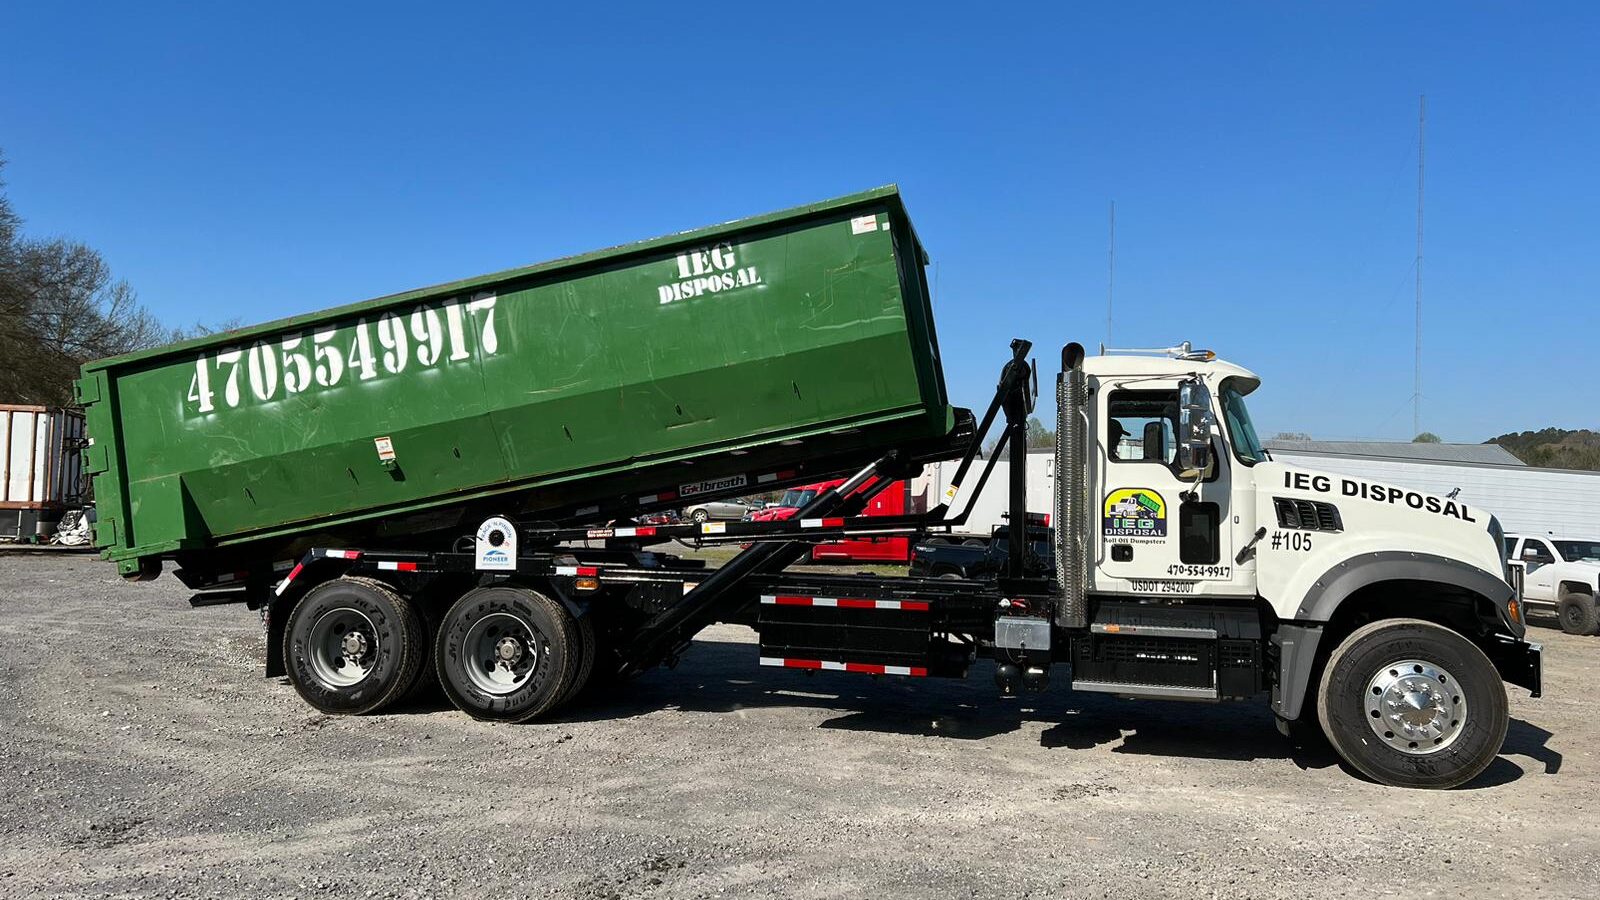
[[657, 243, 763, 305], [1103, 488, 1168, 540]]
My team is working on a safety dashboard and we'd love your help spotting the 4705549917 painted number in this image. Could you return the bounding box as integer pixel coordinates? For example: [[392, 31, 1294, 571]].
[[185, 293, 498, 415]]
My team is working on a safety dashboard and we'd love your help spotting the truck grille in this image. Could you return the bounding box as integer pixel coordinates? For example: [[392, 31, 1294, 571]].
[[1273, 497, 1343, 532]]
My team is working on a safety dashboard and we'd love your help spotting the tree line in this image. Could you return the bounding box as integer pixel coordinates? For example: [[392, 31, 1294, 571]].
[[0, 152, 180, 406]]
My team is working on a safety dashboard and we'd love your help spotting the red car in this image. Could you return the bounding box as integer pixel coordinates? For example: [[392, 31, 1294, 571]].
[[749, 478, 912, 563]]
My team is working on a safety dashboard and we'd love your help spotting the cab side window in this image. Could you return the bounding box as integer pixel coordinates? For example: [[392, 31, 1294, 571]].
[[1107, 390, 1177, 465], [1503, 537, 1520, 558]]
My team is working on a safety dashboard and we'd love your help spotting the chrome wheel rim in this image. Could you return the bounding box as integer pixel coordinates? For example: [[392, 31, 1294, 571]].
[[464, 612, 540, 696], [1364, 658, 1467, 755], [307, 606, 379, 688]]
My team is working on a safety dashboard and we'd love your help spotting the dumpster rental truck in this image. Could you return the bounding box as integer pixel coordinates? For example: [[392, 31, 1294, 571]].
[[78, 187, 1541, 789]]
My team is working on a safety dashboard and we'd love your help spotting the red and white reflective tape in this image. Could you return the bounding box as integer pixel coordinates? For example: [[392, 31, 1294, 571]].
[[211, 570, 250, 586], [555, 566, 599, 577], [759, 657, 927, 677], [374, 561, 419, 572], [588, 526, 658, 539], [637, 490, 679, 505], [274, 562, 305, 597], [756, 469, 798, 485], [760, 595, 930, 611], [274, 549, 362, 596], [798, 517, 846, 529]]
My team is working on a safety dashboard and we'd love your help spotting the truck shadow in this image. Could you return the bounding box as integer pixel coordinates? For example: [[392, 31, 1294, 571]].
[[1499, 717, 1562, 776], [550, 639, 1337, 768], [546, 639, 1562, 786], [378, 637, 1559, 786]]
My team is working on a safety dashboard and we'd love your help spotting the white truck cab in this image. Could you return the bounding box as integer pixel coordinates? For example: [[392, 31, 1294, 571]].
[[1504, 534, 1600, 634], [1052, 342, 1540, 788]]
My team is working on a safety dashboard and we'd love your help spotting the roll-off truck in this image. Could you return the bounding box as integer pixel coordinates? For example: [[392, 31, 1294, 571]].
[[77, 188, 1541, 788]]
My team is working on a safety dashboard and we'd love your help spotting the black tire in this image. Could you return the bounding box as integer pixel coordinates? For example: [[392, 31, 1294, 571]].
[[435, 585, 581, 722], [1557, 591, 1599, 636], [284, 576, 424, 715], [554, 613, 597, 711], [1317, 618, 1508, 789], [397, 602, 442, 703], [577, 617, 637, 701]]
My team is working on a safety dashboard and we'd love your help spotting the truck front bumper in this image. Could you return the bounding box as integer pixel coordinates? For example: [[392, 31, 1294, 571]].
[[1486, 634, 1542, 698]]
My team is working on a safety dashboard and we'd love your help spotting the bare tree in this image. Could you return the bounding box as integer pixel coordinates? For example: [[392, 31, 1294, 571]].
[[0, 153, 173, 405]]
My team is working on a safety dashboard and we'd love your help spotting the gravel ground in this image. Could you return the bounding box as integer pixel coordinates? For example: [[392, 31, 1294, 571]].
[[1, 554, 1595, 899]]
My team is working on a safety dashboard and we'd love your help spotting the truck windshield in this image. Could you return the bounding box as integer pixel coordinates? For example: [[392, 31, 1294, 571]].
[[1220, 381, 1267, 465], [778, 489, 818, 508], [1555, 541, 1600, 563]]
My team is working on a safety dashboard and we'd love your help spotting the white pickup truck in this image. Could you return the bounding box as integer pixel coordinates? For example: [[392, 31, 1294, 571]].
[[1505, 534, 1600, 634]]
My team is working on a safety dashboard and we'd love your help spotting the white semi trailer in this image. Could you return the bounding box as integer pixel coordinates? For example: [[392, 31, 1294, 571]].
[[912, 450, 1055, 543]]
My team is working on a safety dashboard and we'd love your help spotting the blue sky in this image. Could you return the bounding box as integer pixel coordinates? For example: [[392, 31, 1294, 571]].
[[2, 2, 1595, 441]]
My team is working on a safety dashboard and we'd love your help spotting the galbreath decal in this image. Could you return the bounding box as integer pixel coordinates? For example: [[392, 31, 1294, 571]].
[[680, 474, 748, 497], [1103, 488, 1167, 540], [1282, 470, 1476, 522]]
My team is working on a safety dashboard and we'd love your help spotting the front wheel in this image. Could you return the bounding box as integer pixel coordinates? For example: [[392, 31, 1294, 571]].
[[1317, 618, 1508, 789], [1557, 591, 1599, 635], [436, 585, 582, 722]]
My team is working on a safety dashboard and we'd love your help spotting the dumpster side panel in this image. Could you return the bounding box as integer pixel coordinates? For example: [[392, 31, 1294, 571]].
[[82, 190, 951, 565]]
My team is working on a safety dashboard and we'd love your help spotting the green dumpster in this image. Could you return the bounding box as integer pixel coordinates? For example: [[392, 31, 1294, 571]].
[[77, 187, 959, 577]]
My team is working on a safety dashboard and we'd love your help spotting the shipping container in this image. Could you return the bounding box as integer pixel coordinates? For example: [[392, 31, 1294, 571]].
[[77, 187, 957, 577], [0, 405, 86, 539]]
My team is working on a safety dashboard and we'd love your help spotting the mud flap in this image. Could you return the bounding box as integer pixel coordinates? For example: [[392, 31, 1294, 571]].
[[1484, 634, 1542, 698]]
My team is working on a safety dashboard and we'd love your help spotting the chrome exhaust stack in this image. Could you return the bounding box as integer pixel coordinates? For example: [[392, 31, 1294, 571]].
[[1055, 343, 1088, 629]]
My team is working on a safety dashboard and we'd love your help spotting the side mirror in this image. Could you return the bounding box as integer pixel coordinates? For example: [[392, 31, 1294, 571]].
[[1521, 548, 1541, 562], [1177, 378, 1214, 476]]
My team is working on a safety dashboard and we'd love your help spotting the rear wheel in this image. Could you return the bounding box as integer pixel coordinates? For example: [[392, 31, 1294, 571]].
[[284, 576, 424, 715], [555, 614, 597, 710], [1557, 591, 1599, 636], [1317, 618, 1507, 789], [436, 585, 582, 722]]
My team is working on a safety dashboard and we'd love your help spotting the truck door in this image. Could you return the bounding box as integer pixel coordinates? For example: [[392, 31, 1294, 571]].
[[1094, 382, 1244, 596], [1520, 538, 1558, 603]]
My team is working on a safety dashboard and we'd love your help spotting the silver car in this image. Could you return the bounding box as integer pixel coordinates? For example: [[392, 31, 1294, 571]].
[[681, 498, 750, 523]]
